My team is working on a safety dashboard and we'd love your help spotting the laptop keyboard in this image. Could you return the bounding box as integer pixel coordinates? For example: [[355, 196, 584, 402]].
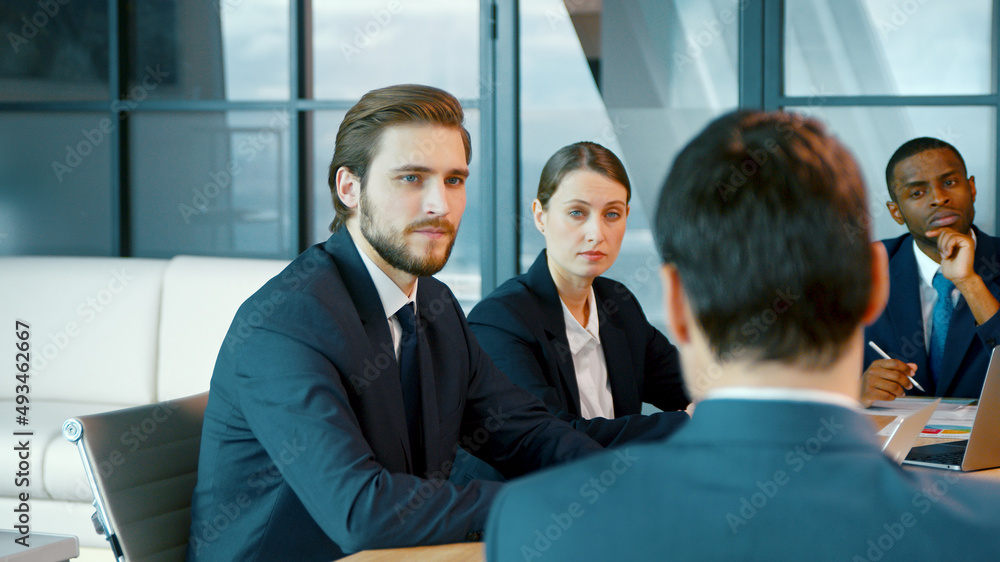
[[919, 451, 965, 465]]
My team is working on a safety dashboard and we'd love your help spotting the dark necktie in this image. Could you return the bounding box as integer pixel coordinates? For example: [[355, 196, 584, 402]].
[[929, 272, 955, 383], [396, 302, 424, 473]]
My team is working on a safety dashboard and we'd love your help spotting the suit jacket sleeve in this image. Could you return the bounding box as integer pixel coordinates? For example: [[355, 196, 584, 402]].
[[447, 288, 604, 479], [627, 288, 689, 412], [234, 285, 600, 552], [233, 289, 503, 553], [469, 295, 685, 448]]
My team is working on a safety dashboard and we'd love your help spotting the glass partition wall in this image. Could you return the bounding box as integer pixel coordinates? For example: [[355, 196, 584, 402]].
[[2, 0, 999, 313]]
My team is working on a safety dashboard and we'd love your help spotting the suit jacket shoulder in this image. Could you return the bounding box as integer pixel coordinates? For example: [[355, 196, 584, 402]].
[[866, 227, 1000, 397], [485, 399, 1000, 561], [190, 231, 600, 561], [468, 251, 687, 447]]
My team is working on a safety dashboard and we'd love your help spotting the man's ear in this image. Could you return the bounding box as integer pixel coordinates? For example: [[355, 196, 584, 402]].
[[336, 167, 361, 210], [661, 264, 692, 345], [886, 200, 905, 226], [862, 242, 890, 326]]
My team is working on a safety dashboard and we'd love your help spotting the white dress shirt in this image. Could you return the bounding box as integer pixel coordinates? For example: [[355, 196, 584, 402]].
[[561, 288, 615, 419], [705, 386, 860, 410], [357, 246, 416, 360]]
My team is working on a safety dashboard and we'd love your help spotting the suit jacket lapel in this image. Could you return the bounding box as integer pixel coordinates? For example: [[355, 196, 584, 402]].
[[527, 251, 583, 415], [939, 227, 1000, 393], [324, 229, 415, 470], [886, 240, 933, 392], [595, 284, 640, 415]]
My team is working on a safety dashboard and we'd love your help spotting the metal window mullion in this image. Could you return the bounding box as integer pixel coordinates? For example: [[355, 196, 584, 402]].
[[490, 0, 519, 286]]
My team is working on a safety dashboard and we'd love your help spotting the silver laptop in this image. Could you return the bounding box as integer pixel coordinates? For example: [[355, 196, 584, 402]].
[[882, 398, 940, 464], [903, 347, 1000, 471]]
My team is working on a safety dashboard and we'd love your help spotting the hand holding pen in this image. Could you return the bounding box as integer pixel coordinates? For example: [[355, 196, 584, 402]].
[[860, 341, 924, 407]]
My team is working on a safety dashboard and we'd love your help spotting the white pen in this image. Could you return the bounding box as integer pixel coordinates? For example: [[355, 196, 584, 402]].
[[868, 341, 926, 393]]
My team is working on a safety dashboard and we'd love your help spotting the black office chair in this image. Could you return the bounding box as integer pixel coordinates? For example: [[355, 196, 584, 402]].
[[63, 392, 209, 562]]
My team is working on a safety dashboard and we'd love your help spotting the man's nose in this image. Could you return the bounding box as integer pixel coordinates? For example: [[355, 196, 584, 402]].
[[423, 179, 450, 215], [930, 184, 950, 205]]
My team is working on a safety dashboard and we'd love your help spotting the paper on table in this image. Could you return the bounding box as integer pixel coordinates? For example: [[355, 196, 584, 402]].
[[871, 397, 977, 439]]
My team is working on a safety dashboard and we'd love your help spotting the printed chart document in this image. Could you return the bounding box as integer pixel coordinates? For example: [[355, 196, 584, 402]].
[[870, 397, 977, 439]]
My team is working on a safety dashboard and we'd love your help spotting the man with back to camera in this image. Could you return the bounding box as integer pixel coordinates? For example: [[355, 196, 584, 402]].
[[862, 137, 1000, 406], [186, 84, 601, 561], [484, 111, 1000, 561]]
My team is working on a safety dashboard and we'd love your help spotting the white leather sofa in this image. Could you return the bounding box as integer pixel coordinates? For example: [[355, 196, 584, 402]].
[[0, 255, 287, 547]]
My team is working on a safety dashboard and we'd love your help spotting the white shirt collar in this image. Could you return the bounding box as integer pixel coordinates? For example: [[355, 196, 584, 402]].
[[356, 243, 416, 321], [560, 287, 601, 354], [704, 386, 860, 410], [912, 228, 976, 289]]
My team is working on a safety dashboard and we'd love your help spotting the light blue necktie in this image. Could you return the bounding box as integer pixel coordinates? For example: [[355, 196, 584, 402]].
[[929, 272, 955, 383]]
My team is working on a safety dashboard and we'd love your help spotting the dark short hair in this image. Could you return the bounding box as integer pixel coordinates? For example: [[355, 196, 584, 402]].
[[327, 84, 472, 232], [885, 137, 967, 200], [654, 110, 873, 366], [536, 141, 631, 208]]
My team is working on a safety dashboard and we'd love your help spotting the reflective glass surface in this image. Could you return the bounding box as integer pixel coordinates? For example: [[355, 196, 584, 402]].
[[130, 111, 294, 258], [127, 0, 290, 100], [786, 105, 996, 241], [310, 109, 483, 310], [522, 0, 738, 332], [312, 1, 479, 100], [0, 0, 109, 101], [785, 0, 994, 96], [0, 113, 112, 255]]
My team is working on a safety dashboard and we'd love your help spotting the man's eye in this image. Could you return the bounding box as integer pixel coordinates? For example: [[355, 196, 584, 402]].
[[402, 175, 419, 182], [569, 210, 584, 218], [911, 190, 923, 198], [446, 177, 464, 186], [606, 211, 621, 220]]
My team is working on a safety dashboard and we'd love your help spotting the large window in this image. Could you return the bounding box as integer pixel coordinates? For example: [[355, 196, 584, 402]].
[[781, 0, 999, 241], [0, 0, 488, 309], [3, 0, 1000, 312], [519, 0, 739, 333]]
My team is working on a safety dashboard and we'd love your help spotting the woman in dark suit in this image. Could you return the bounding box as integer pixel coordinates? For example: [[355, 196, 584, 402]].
[[469, 141, 690, 450]]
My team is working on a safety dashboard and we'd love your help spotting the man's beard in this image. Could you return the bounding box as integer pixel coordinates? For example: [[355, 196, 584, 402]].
[[359, 196, 457, 277]]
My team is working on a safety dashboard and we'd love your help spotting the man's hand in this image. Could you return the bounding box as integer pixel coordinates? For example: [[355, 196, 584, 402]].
[[927, 226, 1000, 325], [928, 227, 976, 284], [861, 358, 917, 407]]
